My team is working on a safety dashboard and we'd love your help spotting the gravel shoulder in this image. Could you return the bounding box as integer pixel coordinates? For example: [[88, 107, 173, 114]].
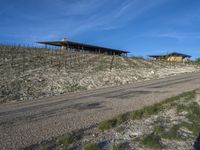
[[0, 72, 200, 150]]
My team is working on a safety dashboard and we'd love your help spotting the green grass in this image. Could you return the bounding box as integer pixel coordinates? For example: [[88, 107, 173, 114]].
[[129, 109, 143, 120], [176, 104, 187, 113], [57, 133, 73, 146], [97, 90, 199, 150], [115, 113, 129, 125], [174, 101, 200, 137], [98, 119, 117, 131], [98, 113, 129, 131], [84, 143, 98, 150], [162, 90, 196, 106], [154, 124, 184, 140], [39, 145, 48, 150], [128, 104, 161, 120], [143, 104, 160, 115], [183, 102, 200, 136], [142, 133, 162, 149], [112, 143, 128, 150], [115, 126, 125, 133], [152, 101, 200, 140], [142, 93, 200, 147], [36, 90, 199, 149], [98, 90, 197, 131]]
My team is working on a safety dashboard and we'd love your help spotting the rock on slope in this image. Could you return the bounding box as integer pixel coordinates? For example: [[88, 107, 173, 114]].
[[0, 46, 199, 103]]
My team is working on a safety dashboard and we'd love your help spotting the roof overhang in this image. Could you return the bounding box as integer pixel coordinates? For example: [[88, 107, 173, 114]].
[[37, 41, 129, 54]]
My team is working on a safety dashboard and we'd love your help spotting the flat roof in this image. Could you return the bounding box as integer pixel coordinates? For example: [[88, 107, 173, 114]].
[[37, 40, 129, 54]]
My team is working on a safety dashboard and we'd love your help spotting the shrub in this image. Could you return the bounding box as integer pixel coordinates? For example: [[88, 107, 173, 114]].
[[129, 110, 143, 120], [39, 145, 48, 150], [143, 104, 160, 116], [142, 133, 162, 149], [98, 119, 117, 131], [112, 143, 129, 150], [57, 134, 73, 145], [98, 90, 197, 131], [84, 143, 98, 150], [115, 113, 129, 125]]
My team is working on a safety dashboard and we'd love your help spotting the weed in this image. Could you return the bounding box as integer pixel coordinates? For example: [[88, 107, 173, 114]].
[[176, 104, 187, 113], [183, 102, 200, 137], [98, 90, 197, 131], [154, 124, 184, 140], [84, 143, 98, 150], [187, 102, 200, 121], [115, 113, 129, 125], [57, 134, 73, 146], [162, 90, 196, 105], [128, 91, 196, 121], [98, 119, 117, 131], [184, 91, 196, 101], [115, 126, 124, 133], [65, 83, 86, 92], [166, 125, 181, 140], [153, 101, 200, 140], [128, 104, 161, 121], [112, 143, 129, 150], [128, 109, 143, 120], [39, 145, 48, 150], [142, 133, 162, 149], [142, 104, 160, 116], [179, 122, 200, 137]]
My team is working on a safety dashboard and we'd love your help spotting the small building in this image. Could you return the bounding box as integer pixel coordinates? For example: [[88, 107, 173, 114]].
[[149, 52, 191, 62], [37, 39, 129, 56]]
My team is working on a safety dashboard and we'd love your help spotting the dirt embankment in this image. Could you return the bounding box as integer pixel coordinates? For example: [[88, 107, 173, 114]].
[[0, 45, 199, 103]]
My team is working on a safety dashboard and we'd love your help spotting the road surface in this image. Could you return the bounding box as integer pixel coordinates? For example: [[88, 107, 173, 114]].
[[1, 72, 200, 150]]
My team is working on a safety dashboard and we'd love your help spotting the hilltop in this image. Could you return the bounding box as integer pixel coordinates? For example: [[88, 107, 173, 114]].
[[0, 45, 199, 103]]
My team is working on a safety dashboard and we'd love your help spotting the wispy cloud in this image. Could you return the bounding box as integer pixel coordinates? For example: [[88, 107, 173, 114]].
[[152, 32, 200, 41], [64, 0, 168, 37], [0, 0, 168, 42]]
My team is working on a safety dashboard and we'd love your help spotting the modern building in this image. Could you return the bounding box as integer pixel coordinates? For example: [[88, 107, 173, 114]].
[[149, 52, 191, 62], [37, 39, 128, 56]]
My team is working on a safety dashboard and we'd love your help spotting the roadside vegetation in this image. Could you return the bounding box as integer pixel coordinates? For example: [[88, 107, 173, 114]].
[[98, 90, 196, 131], [57, 133, 73, 146], [30, 89, 200, 150], [142, 133, 162, 149], [84, 143, 98, 150], [112, 143, 129, 150]]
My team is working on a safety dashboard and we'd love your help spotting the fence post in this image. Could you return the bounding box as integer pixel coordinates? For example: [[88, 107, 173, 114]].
[[110, 55, 115, 71]]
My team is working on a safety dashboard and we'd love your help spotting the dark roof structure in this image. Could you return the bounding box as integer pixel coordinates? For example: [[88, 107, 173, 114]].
[[149, 52, 191, 58], [37, 40, 129, 56]]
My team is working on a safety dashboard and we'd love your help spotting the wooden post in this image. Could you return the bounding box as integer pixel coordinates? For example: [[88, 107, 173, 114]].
[[11, 49, 14, 68], [65, 60, 67, 69], [110, 55, 115, 71], [22, 48, 25, 73], [174, 60, 175, 68]]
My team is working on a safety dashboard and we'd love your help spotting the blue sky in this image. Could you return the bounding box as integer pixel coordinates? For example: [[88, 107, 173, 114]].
[[0, 0, 200, 59]]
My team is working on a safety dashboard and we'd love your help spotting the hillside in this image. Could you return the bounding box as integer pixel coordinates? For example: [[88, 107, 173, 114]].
[[0, 45, 199, 103]]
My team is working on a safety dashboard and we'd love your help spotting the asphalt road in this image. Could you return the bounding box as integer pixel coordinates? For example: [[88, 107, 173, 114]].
[[1, 72, 200, 150]]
